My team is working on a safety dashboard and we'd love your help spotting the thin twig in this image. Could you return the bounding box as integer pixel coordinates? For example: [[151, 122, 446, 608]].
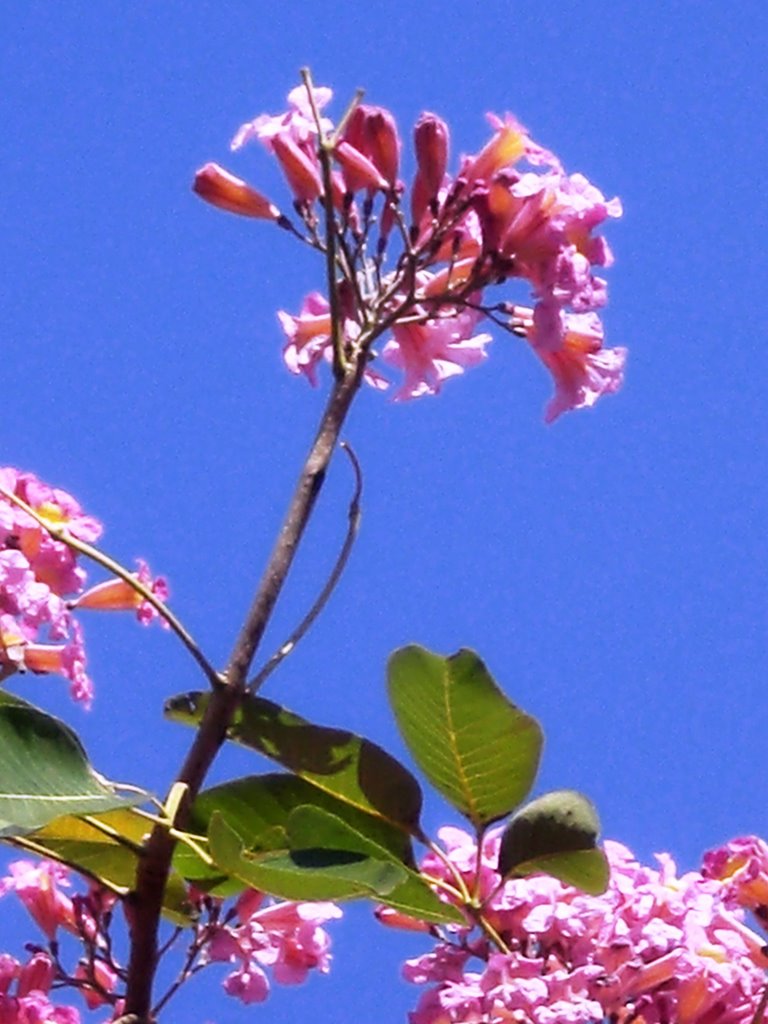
[[301, 67, 347, 379], [247, 440, 363, 693]]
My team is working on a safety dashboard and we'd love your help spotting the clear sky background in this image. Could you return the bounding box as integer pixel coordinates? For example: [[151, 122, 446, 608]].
[[3, 2, 768, 1021]]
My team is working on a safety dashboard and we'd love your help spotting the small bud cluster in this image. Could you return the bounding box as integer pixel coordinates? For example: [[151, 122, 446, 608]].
[[381, 828, 768, 1023], [0, 468, 168, 705], [195, 83, 625, 421]]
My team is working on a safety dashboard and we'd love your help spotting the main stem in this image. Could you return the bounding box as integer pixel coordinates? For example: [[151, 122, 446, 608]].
[[123, 362, 365, 1020]]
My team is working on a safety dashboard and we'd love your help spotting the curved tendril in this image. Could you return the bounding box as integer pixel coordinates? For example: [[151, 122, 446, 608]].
[[247, 441, 364, 694]]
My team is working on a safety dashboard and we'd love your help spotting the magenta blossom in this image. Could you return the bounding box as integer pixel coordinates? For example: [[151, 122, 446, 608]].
[[196, 83, 624, 421], [0, 951, 80, 1023], [382, 308, 493, 401], [202, 889, 342, 1005], [0, 469, 101, 703], [386, 830, 768, 1024], [74, 558, 170, 628], [0, 860, 91, 942]]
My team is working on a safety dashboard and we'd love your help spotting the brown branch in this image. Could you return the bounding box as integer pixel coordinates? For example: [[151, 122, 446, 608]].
[[122, 361, 366, 1020]]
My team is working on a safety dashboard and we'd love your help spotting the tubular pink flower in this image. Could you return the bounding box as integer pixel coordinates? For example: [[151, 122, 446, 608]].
[[374, 906, 431, 932], [193, 163, 280, 220], [412, 113, 449, 224], [0, 615, 93, 707], [341, 105, 400, 187], [0, 956, 20, 996], [16, 953, 54, 998], [702, 836, 768, 914], [223, 966, 270, 1004], [333, 141, 389, 193], [232, 84, 333, 151], [277, 292, 333, 385], [271, 135, 323, 203], [382, 309, 492, 400], [74, 559, 169, 628], [463, 114, 527, 184], [513, 304, 626, 423], [0, 861, 79, 941], [395, 830, 768, 1024], [204, 891, 341, 1005], [278, 293, 389, 392], [74, 960, 119, 1010]]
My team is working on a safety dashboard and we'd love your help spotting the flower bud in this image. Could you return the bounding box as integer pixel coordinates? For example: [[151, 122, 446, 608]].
[[342, 105, 400, 187], [414, 113, 449, 196], [193, 163, 280, 220], [272, 136, 323, 203]]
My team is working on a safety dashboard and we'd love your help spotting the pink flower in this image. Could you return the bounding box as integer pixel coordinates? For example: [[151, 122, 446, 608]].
[[16, 953, 54, 998], [73, 959, 118, 1010], [223, 966, 270, 1004], [513, 303, 626, 422], [193, 163, 280, 220], [271, 135, 323, 204], [340, 104, 401, 189], [200, 83, 624, 423], [382, 308, 492, 400], [278, 293, 388, 392], [0, 861, 85, 941], [277, 292, 334, 386], [202, 890, 341, 1006], [411, 113, 449, 224], [232, 84, 333, 152], [74, 559, 169, 628], [0, 469, 100, 703], [461, 112, 527, 185], [392, 830, 768, 1024], [702, 836, 768, 915]]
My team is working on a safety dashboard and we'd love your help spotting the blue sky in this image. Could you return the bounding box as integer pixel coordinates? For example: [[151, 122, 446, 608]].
[[3, 2, 768, 1020]]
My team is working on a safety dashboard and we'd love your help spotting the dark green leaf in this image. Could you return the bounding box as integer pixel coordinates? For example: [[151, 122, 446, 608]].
[[387, 647, 542, 826], [286, 805, 463, 924], [166, 692, 422, 833], [208, 812, 406, 902], [498, 790, 609, 894], [192, 774, 411, 859], [0, 692, 142, 837]]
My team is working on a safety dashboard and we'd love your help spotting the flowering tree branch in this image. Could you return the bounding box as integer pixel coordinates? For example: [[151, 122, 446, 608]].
[[122, 358, 367, 1019], [7, 74, 764, 1024]]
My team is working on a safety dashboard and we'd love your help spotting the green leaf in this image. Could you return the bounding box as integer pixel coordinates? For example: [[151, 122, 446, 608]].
[[208, 812, 406, 902], [24, 808, 193, 921], [286, 805, 463, 925], [387, 647, 543, 826], [0, 692, 142, 837], [184, 773, 412, 861], [178, 779, 460, 922], [166, 692, 422, 833], [497, 790, 609, 894]]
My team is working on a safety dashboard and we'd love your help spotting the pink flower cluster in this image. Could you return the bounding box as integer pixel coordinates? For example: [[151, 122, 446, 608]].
[[195, 84, 625, 421], [0, 468, 168, 705], [386, 827, 768, 1024], [202, 888, 342, 1004], [0, 860, 121, 1016], [0, 469, 102, 704], [0, 951, 80, 1024]]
